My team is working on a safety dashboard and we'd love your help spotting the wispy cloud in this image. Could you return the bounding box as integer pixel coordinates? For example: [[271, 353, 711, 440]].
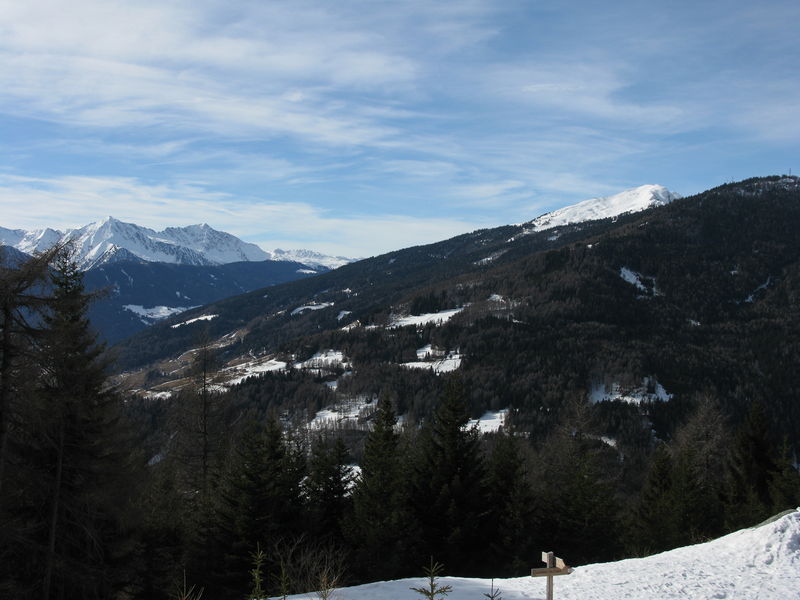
[[0, 173, 487, 257], [0, 0, 797, 255]]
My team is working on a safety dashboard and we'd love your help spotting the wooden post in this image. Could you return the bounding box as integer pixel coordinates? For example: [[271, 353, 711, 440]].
[[531, 551, 572, 600], [544, 551, 554, 600]]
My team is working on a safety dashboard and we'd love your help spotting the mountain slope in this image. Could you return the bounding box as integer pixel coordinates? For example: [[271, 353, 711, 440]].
[[84, 258, 323, 344], [110, 176, 800, 450]]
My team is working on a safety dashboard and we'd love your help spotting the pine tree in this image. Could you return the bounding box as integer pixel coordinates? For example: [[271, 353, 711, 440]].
[[21, 249, 132, 598], [305, 434, 353, 543], [725, 402, 780, 529], [199, 416, 305, 599], [409, 379, 489, 574], [349, 394, 409, 580], [409, 557, 452, 600], [534, 414, 622, 565], [627, 442, 677, 554], [485, 432, 534, 575]]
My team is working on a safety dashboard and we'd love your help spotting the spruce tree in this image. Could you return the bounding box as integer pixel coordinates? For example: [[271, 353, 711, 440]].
[[349, 394, 408, 580], [725, 402, 792, 529], [305, 434, 353, 544], [627, 442, 677, 554], [485, 432, 534, 575], [409, 379, 489, 574], [534, 416, 622, 565], [22, 249, 132, 598], [200, 416, 305, 599]]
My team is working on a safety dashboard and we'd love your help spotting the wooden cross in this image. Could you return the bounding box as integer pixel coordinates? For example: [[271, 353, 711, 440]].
[[531, 551, 572, 600]]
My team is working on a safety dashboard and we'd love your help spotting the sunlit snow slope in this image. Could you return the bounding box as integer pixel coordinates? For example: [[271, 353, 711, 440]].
[[288, 509, 800, 600], [522, 184, 680, 234]]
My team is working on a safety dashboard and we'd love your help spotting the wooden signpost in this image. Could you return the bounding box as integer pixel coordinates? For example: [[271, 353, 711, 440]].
[[531, 551, 572, 600]]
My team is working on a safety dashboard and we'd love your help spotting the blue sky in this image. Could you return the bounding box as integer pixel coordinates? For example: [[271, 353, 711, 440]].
[[0, 0, 797, 257]]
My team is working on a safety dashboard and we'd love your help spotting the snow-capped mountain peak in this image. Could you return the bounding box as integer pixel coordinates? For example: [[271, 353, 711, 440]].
[[265, 248, 355, 270], [1, 218, 356, 271], [523, 184, 681, 233]]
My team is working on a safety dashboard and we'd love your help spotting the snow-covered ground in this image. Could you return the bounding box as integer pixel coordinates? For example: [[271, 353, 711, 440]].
[[223, 357, 288, 386], [279, 509, 800, 600], [308, 395, 374, 429], [123, 304, 192, 322], [389, 307, 464, 329], [401, 351, 462, 374], [468, 409, 508, 433]]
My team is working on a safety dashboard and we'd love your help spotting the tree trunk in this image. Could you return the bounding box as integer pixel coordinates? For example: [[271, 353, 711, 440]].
[[42, 422, 65, 600], [0, 303, 12, 495]]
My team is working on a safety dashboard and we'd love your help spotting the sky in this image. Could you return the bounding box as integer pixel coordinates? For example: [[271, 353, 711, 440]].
[[0, 0, 798, 257]]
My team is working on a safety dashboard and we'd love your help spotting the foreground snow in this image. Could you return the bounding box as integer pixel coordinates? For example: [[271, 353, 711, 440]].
[[282, 509, 800, 600]]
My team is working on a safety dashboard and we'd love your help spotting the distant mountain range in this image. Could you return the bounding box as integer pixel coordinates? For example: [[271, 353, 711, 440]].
[[0, 218, 356, 343], [0, 217, 354, 270]]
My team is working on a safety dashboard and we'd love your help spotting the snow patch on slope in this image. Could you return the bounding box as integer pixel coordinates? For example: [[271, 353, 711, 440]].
[[468, 409, 508, 433], [401, 351, 462, 373], [291, 302, 334, 316], [170, 314, 218, 328], [389, 307, 464, 329], [619, 267, 660, 296], [123, 304, 193, 322]]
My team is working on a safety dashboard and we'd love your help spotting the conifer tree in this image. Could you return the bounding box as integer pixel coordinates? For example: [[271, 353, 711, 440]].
[[409, 379, 489, 574], [349, 394, 409, 580], [200, 416, 304, 599], [534, 411, 622, 565], [725, 402, 792, 529], [627, 442, 678, 554], [485, 432, 534, 574], [0, 245, 61, 496], [305, 434, 353, 543], [18, 249, 132, 598]]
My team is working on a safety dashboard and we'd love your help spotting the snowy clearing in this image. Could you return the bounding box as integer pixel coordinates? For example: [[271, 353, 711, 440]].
[[389, 307, 464, 329], [401, 351, 462, 373], [295, 350, 349, 370], [223, 358, 288, 386], [468, 409, 508, 433], [279, 509, 800, 600], [308, 396, 374, 429], [123, 304, 191, 321]]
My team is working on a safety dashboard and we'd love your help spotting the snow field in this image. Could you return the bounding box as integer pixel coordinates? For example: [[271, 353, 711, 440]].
[[276, 509, 800, 600]]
